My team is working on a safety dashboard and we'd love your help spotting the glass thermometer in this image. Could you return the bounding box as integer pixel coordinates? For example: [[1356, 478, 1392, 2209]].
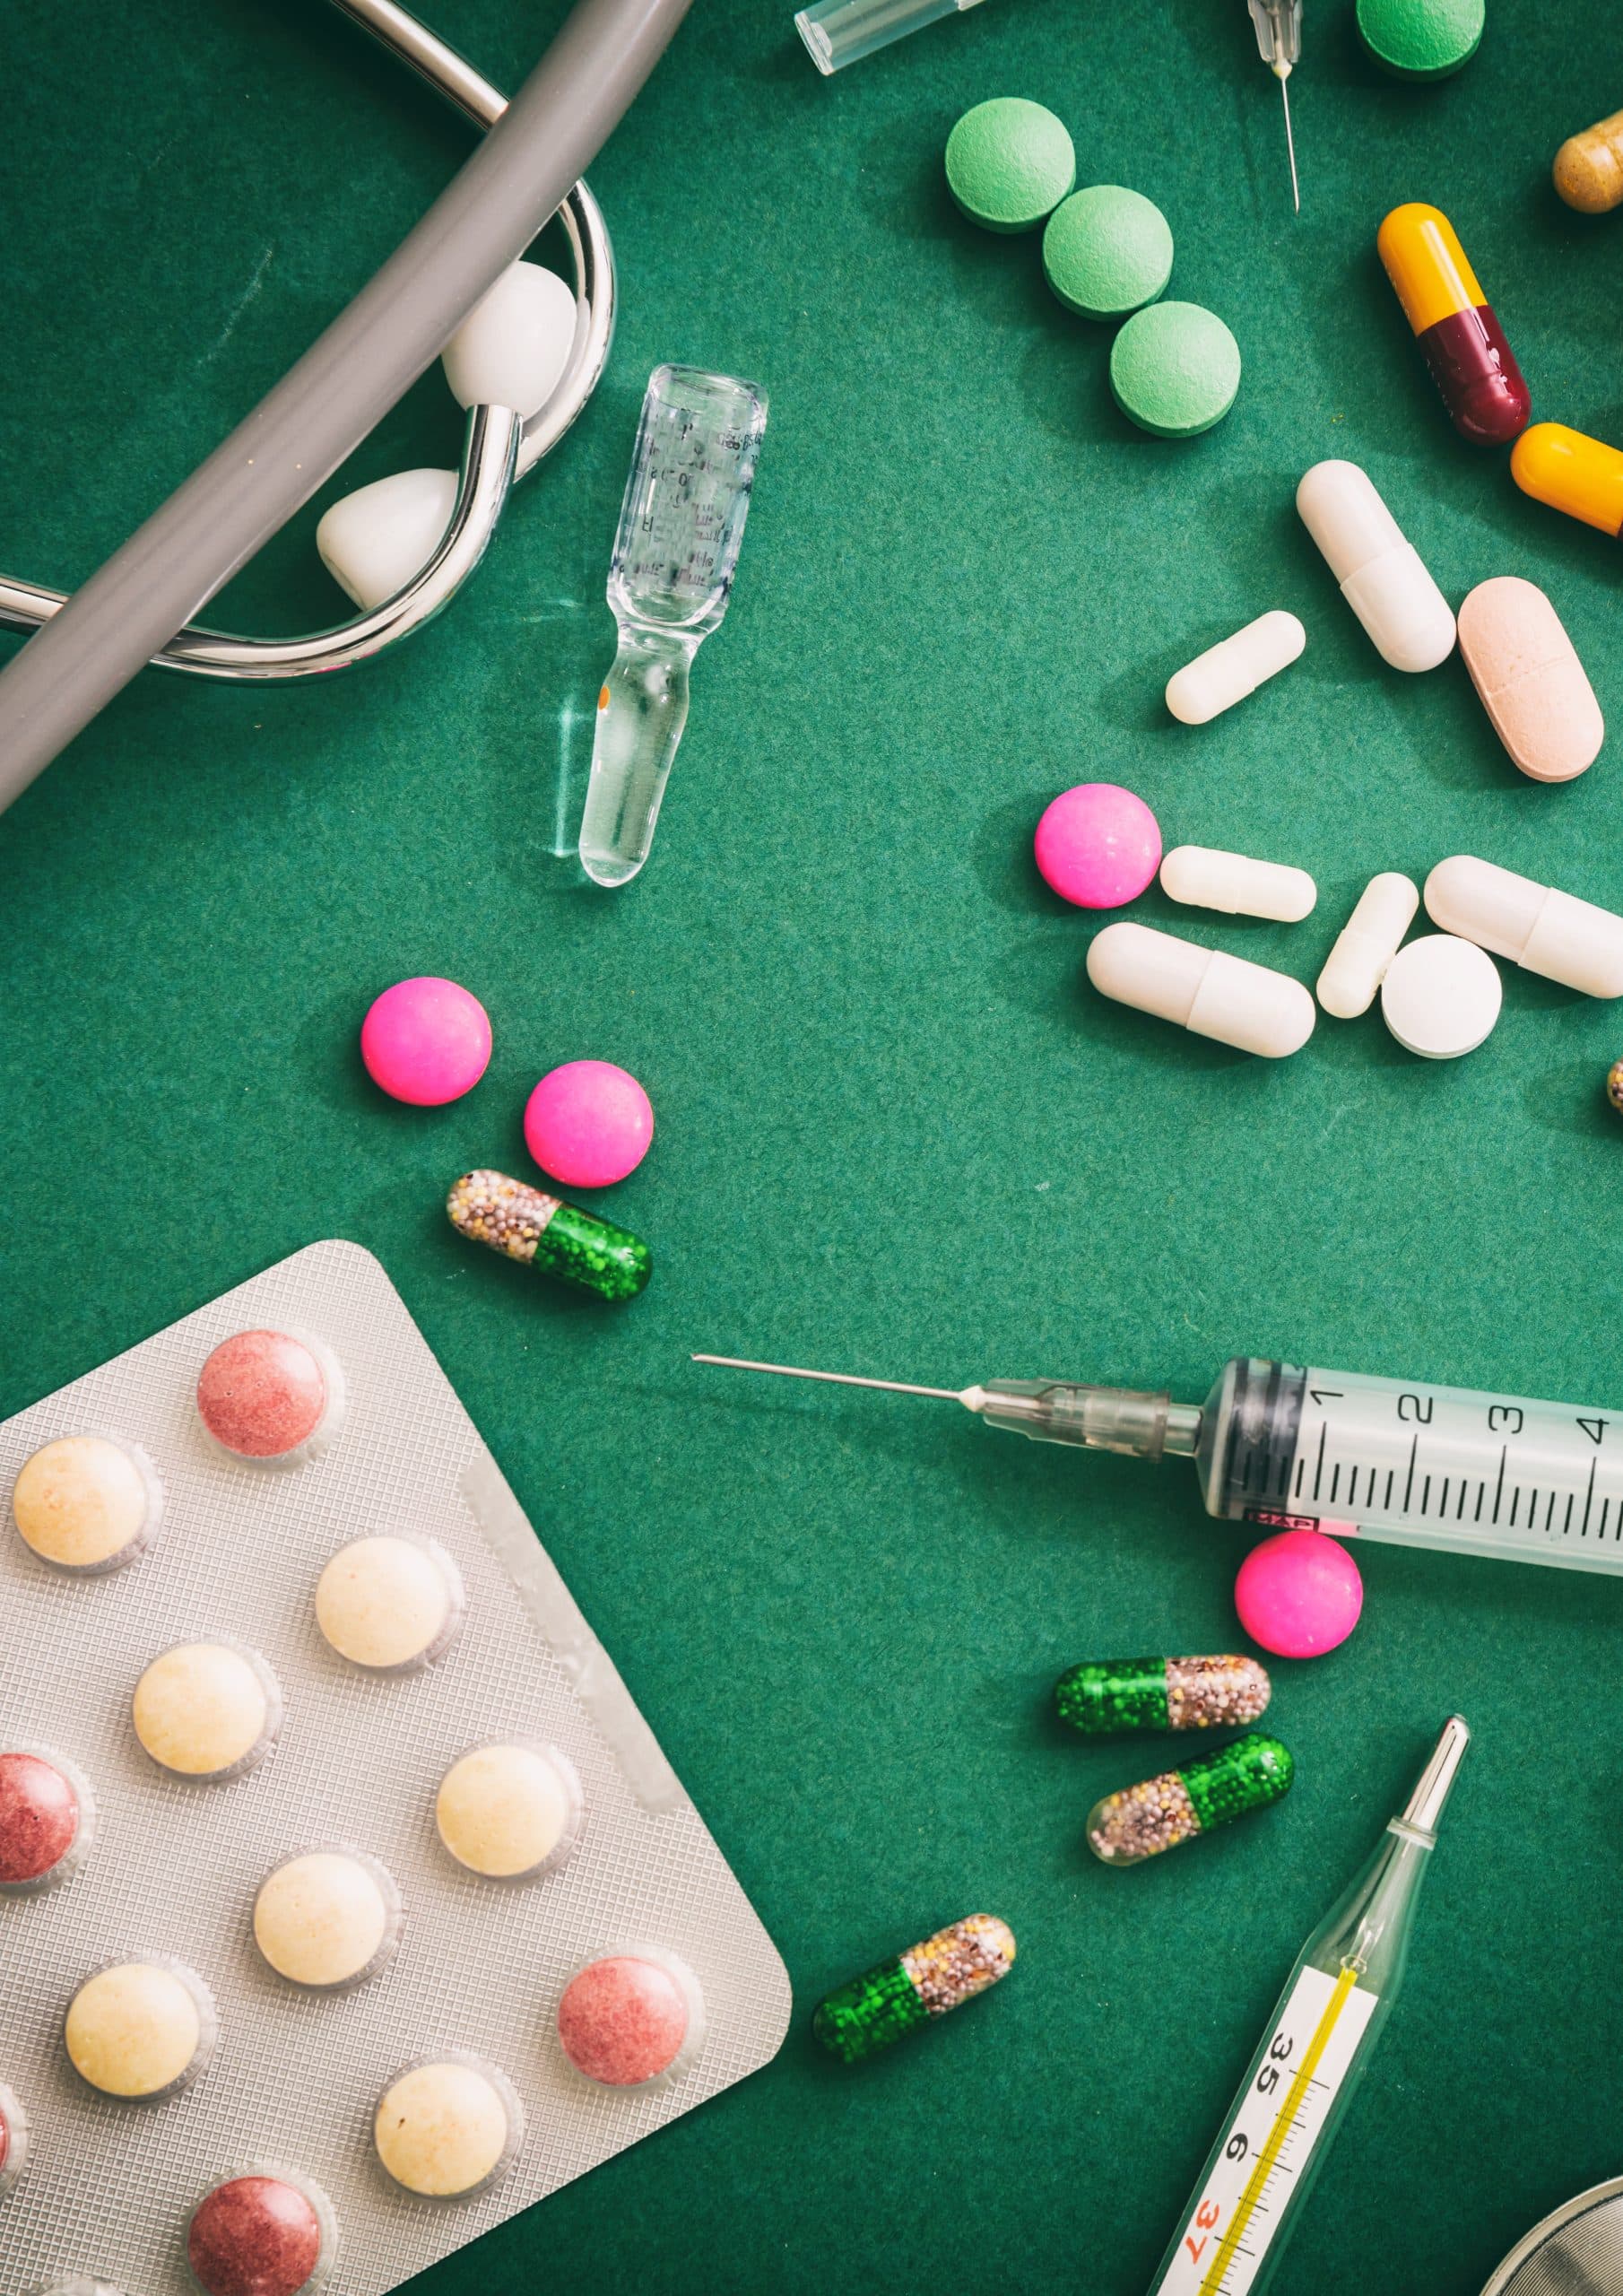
[[693, 1352, 1623, 1576], [1150, 1716, 1468, 2295]]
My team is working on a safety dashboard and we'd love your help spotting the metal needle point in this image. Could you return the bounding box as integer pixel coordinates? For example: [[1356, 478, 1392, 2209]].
[[1279, 67, 1300, 213], [690, 1352, 965, 1401]]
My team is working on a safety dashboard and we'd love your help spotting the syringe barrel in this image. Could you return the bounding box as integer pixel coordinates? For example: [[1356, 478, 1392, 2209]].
[[1200, 1356, 1623, 1577]]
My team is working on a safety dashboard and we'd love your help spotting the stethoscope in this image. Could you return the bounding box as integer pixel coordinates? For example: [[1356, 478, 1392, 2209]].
[[0, 0, 613, 683]]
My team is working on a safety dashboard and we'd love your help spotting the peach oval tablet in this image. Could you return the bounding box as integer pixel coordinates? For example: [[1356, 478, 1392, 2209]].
[[1457, 576, 1602, 783]]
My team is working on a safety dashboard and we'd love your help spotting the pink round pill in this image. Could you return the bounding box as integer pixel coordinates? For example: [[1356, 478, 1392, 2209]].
[[557, 1955, 690, 2086], [1034, 783, 1161, 909], [1234, 1528, 1363, 1659], [523, 1061, 654, 1189], [0, 1752, 79, 1885], [197, 1331, 330, 1461], [360, 977, 491, 1107]]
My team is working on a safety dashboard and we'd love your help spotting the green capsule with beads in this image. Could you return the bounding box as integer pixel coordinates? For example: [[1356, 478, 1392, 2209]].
[[1055, 1654, 1271, 1735], [1087, 1734, 1293, 1866], [446, 1170, 650, 1302], [812, 1914, 1016, 2064]]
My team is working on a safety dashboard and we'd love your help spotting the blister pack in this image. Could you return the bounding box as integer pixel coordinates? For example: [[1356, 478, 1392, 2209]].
[[0, 1240, 789, 2294]]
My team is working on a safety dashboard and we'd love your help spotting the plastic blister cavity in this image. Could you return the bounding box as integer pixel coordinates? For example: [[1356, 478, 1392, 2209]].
[[184, 2161, 338, 2296], [0, 1744, 98, 1895], [0, 1240, 789, 2294], [0, 2075, 30, 2197], [62, 1955, 219, 2103], [554, 1944, 707, 2092], [194, 1328, 347, 1470], [130, 1642, 283, 1785], [251, 1848, 404, 1993], [313, 1535, 464, 1675], [434, 1742, 586, 1884], [370, 2051, 524, 2202], [10, 1431, 163, 1576]]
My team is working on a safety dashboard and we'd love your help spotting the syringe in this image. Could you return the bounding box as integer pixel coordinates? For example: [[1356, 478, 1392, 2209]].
[[1148, 1715, 1468, 2296], [1246, 0, 1302, 213], [693, 1352, 1623, 1578]]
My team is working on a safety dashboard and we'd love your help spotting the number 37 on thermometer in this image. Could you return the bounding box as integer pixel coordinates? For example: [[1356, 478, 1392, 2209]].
[[1154, 1964, 1378, 2296]]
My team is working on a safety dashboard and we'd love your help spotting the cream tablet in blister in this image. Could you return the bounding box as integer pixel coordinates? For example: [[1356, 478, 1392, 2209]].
[[0, 1240, 790, 2292]]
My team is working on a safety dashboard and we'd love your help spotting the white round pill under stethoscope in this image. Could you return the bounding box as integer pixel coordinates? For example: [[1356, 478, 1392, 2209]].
[[1379, 933, 1503, 1059]]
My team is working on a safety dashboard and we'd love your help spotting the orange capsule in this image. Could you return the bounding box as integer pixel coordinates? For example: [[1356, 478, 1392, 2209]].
[[1511, 422, 1623, 538], [1377, 203, 1531, 447]]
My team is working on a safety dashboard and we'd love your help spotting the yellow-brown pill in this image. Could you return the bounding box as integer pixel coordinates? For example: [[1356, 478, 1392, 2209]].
[[1555, 109, 1623, 213]]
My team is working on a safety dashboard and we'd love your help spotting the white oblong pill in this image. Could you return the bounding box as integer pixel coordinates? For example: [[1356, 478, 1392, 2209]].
[[1296, 459, 1455, 673], [1316, 872, 1419, 1017], [316, 467, 458, 610], [1425, 856, 1623, 997], [1159, 845, 1317, 922], [1165, 611, 1306, 725], [1380, 934, 1502, 1059], [1087, 922, 1315, 1057], [442, 261, 577, 416], [1457, 576, 1603, 783]]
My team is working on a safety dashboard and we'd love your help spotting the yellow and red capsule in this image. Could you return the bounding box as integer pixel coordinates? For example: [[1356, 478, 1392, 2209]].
[[1511, 422, 1623, 538], [1377, 203, 1531, 447]]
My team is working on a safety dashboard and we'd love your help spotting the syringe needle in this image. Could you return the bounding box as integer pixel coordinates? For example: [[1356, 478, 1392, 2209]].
[[691, 1353, 967, 1402], [1280, 69, 1300, 213]]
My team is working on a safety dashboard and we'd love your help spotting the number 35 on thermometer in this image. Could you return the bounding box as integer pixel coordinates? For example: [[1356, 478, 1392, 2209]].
[[1155, 1965, 1377, 2294]]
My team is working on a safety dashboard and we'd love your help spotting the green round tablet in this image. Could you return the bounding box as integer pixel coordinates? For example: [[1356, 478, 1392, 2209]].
[[1356, 0, 1484, 78], [1042, 186, 1173, 319], [1109, 301, 1241, 439], [944, 99, 1076, 234]]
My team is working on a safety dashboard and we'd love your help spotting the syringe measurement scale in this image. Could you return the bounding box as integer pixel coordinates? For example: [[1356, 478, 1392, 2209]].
[[1216, 1361, 1623, 1568], [1152, 1718, 1469, 2296], [694, 1353, 1623, 1578]]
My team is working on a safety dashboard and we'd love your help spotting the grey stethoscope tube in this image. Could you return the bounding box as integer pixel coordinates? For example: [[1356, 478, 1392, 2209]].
[[0, 0, 614, 682]]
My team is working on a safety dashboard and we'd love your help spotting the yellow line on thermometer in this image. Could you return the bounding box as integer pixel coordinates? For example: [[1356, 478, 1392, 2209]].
[[1200, 1966, 1360, 2294]]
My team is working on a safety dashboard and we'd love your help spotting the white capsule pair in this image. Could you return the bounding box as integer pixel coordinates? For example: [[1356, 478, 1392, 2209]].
[[317, 262, 577, 612]]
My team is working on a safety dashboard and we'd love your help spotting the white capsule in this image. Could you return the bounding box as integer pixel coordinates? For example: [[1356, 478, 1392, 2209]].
[[316, 467, 458, 610], [1165, 611, 1306, 725], [1380, 934, 1502, 1059], [1424, 856, 1623, 998], [442, 261, 577, 417], [1296, 460, 1455, 674], [1159, 846, 1317, 923], [1316, 872, 1419, 1017], [1087, 922, 1316, 1057]]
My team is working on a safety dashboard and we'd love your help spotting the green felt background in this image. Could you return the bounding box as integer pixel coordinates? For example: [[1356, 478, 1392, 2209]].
[[2, 2, 1622, 2290]]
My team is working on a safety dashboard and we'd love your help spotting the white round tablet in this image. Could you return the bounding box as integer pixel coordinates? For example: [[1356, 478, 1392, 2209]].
[[65, 1960, 214, 2100], [373, 2057, 518, 2197], [1380, 932, 1503, 1059], [132, 1643, 279, 1779], [315, 1536, 461, 1672], [253, 1848, 401, 1987], [436, 1744, 582, 1880]]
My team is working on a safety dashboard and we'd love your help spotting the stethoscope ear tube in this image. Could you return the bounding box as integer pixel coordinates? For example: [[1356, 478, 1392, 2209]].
[[0, 0, 680, 807]]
